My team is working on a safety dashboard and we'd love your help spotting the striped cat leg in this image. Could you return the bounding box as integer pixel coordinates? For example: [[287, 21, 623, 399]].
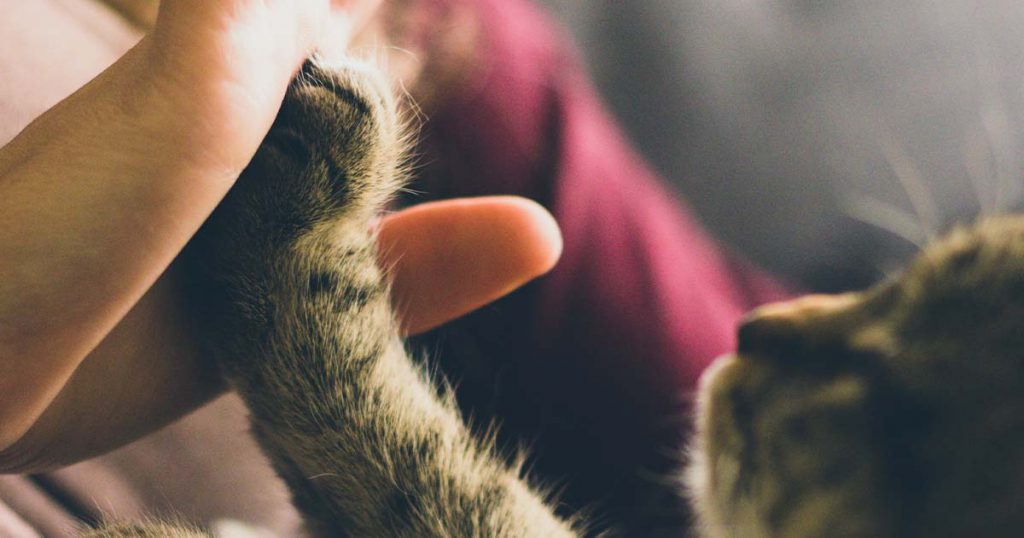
[[189, 59, 578, 537]]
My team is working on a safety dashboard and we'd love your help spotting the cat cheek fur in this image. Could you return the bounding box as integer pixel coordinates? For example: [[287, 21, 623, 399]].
[[688, 301, 897, 537]]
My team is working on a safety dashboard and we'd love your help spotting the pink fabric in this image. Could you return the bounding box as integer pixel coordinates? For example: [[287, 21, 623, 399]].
[[408, 0, 789, 533]]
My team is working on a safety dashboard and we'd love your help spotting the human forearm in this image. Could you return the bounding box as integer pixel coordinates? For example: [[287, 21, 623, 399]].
[[0, 0, 332, 451], [0, 40, 275, 449], [0, 261, 223, 472]]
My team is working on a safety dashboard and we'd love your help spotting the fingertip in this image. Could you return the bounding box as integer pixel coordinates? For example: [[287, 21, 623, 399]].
[[494, 196, 564, 279]]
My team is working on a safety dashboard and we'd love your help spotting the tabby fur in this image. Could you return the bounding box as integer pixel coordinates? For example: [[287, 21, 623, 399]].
[[688, 217, 1024, 537], [86, 58, 577, 537]]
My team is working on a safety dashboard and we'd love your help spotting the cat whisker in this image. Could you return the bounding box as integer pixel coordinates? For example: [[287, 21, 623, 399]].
[[873, 126, 940, 240], [962, 128, 997, 217], [834, 91, 941, 240], [843, 193, 929, 248], [307, 472, 342, 482], [967, 23, 1019, 216]]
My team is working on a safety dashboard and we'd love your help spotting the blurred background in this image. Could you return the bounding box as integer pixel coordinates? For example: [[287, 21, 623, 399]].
[[540, 0, 1024, 291]]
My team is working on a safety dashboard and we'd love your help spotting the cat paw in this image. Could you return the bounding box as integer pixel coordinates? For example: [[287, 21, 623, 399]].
[[268, 57, 403, 220], [192, 57, 403, 271]]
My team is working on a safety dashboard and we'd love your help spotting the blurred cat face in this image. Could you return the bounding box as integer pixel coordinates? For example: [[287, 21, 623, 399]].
[[689, 216, 1024, 538]]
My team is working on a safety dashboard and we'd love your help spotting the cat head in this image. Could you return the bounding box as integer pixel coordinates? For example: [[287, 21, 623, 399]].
[[689, 216, 1024, 538]]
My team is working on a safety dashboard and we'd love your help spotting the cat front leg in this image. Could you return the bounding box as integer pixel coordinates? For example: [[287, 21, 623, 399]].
[[188, 59, 579, 537]]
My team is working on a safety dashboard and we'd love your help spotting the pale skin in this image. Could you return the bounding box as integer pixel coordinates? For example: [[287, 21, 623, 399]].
[[0, 0, 562, 471]]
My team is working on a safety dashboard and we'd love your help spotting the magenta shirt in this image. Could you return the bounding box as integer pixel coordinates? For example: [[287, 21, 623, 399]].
[[408, 0, 789, 533]]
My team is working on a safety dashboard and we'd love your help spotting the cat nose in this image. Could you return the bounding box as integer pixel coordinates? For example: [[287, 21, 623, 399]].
[[737, 309, 799, 356], [737, 294, 857, 356]]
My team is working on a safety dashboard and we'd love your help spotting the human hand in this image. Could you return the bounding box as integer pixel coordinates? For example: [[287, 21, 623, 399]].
[[0, 1, 560, 471], [382, 196, 563, 336]]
